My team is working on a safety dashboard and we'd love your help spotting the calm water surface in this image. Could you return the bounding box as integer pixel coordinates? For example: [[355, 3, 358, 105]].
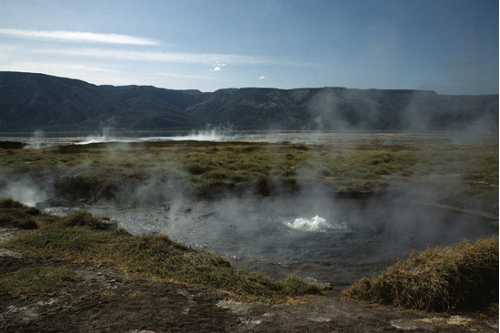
[[82, 196, 497, 287]]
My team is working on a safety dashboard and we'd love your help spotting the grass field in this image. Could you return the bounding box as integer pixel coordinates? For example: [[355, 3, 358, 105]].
[[0, 135, 498, 310], [0, 138, 497, 210]]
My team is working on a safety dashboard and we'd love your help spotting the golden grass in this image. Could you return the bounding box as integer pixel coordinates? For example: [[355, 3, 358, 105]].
[[0, 141, 496, 184], [343, 236, 499, 312], [0, 140, 497, 206]]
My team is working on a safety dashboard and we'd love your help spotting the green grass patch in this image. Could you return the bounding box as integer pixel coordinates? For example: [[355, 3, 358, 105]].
[[1, 200, 321, 302], [0, 140, 497, 204], [0, 267, 77, 295], [343, 236, 499, 312]]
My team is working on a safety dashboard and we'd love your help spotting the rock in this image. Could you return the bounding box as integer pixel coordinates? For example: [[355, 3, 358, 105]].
[[303, 277, 332, 290], [102, 219, 118, 229]]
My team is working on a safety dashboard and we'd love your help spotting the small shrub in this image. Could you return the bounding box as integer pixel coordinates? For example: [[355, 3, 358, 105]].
[[368, 153, 393, 165], [204, 169, 228, 180], [63, 211, 110, 230], [0, 198, 26, 209], [187, 163, 210, 175], [26, 206, 42, 215], [18, 219, 38, 230], [293, 143, 309, 151], [0, 199, 42, 229]]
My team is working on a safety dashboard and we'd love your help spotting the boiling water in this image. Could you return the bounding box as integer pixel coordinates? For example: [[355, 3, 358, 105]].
[[86, 196, 498, 287], [284, 215, 348, 232]]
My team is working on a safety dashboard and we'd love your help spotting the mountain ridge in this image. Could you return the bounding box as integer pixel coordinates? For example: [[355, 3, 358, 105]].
[[0, 71, 498, 132]]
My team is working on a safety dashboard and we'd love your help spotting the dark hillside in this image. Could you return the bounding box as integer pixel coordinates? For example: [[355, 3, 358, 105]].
[[0, 72, 205, 131], [0, 72, 123, 131], [186, 87, 498, 131], [183, 88, 313, 129], [0, 72, 497, 132]]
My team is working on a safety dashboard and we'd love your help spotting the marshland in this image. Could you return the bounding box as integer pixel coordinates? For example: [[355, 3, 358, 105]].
[[0, 131, 498, 331]]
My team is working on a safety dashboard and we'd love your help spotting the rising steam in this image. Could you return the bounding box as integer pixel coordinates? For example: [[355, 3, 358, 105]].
[[0, 130, 497, 284]]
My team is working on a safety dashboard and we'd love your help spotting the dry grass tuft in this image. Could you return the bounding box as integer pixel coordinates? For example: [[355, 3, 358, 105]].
[[0, 198, 41, 229], [61, 210, 112, 230], [343, 236, 499, 312], [0, 198, 27, 209]]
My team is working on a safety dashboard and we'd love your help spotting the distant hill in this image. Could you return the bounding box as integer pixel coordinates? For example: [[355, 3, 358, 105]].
[[0, 71, 498, 132], [0, 72, 207, 132]]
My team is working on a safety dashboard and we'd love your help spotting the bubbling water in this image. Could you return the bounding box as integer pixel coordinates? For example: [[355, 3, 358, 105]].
[[78, 196, 497, 286], [284, 215, 351, 233]]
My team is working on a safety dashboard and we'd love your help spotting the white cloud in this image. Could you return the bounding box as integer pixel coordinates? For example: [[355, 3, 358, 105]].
[[0, 28, 160, 46], [40, 47, 278, 66], [0, 61, 124, 76], [259, 76, 266, 80], [211, 61, 225, 71]]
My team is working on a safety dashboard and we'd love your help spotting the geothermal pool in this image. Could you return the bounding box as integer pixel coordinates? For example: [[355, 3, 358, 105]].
[[3, 131, 498, 286], [74, 195, 498, 287]]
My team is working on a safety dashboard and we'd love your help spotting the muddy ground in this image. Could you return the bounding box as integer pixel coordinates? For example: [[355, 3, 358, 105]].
[[0, 229, 498, 333]]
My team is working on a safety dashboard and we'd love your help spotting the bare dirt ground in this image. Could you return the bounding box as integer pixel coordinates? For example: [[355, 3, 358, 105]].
[[0, 228, 498, 333]]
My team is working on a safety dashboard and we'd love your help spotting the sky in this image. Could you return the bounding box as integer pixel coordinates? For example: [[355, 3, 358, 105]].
[[0, 0, 498, 94]]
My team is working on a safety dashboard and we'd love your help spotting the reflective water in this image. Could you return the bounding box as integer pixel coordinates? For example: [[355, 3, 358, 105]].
[[84, 196, 498, 287]]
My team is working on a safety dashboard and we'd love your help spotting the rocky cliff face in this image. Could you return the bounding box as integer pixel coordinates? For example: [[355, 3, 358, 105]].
[[1, 71, 498, 132]]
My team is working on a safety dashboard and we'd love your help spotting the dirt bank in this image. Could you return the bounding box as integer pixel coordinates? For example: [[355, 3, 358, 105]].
[[0, 238, 497, 333]]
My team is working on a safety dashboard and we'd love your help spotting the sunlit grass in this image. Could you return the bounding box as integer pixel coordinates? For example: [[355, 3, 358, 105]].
[[0, 140, 497, 204], [343, 236, 499, 313], [0, 200, 322, 302]]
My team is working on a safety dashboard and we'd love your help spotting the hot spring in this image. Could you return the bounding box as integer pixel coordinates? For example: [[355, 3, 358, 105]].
[[5, 132, 498, 287], [76, 194, 498, 288]]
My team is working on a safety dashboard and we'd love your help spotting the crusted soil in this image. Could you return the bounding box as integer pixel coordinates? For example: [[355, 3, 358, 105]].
[[0, 229, 498, 333]]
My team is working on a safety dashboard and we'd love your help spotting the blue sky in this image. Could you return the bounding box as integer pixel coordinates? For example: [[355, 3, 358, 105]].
[[0, 0, 498, 94]]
